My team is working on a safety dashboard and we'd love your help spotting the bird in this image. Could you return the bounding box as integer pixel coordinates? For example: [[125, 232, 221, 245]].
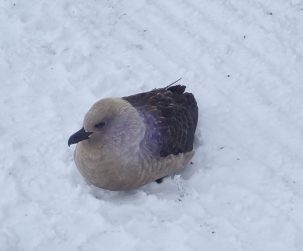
[[68, 81, 198, 191]]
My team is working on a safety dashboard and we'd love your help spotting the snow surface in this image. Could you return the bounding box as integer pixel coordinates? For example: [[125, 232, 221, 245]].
[[1, 0, 303, 250]]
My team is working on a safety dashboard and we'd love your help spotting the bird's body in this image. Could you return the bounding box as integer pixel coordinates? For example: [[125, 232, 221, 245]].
[[68, 84, 198, 191]]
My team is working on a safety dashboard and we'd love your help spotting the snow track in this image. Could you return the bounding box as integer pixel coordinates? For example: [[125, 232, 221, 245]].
[[1, 0, 303, 250]]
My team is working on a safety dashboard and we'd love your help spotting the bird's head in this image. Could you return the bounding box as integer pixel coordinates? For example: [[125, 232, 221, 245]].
[[68, 98, 144, 149]]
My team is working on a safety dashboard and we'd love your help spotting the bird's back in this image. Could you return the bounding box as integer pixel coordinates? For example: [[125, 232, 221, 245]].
[[123, 85, 198, 157]]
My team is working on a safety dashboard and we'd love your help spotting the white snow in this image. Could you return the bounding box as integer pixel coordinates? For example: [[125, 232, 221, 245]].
[[1, 0, 303, 250]]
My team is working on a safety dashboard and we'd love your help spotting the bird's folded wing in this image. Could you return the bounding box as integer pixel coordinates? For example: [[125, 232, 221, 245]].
[[123, 85, 198, 157]]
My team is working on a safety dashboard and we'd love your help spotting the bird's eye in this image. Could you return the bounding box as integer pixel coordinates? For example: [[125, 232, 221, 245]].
[[95, 121, 105, 129]]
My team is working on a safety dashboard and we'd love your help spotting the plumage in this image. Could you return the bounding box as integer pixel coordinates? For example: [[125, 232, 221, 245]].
[[68, 84, 198, 191], [123, 85, 198, 157]]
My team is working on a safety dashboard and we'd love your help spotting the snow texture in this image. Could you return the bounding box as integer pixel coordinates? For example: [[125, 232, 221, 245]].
[[1, 0, 303, 250]]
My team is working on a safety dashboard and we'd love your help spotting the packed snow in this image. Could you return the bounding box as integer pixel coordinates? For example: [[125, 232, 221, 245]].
[[1, 0, 303, 250]]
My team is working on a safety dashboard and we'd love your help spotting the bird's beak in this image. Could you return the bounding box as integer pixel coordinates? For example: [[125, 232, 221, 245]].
[[68, 127, 93, 146]]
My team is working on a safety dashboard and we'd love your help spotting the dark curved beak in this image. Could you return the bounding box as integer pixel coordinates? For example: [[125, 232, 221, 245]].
[[68, 127, 93, 146]]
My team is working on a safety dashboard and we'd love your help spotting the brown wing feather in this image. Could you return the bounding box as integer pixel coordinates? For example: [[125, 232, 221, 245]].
[[123, 85, 198, 157]]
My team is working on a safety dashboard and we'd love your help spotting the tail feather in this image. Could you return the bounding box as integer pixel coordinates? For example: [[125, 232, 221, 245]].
[[167, 85, 186, 94]]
